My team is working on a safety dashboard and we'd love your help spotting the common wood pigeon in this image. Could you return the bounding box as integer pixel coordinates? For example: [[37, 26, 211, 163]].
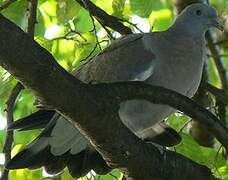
[[6, 3, 223, 178]]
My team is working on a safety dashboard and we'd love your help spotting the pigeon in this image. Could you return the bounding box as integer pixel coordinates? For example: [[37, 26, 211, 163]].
[[6, 3, 223, 178]]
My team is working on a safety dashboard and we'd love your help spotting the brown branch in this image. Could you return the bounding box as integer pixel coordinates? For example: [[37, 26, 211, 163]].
[[0, 0, 17, 11], [27, 0, 38, 37], [1, 83, 23, 180], [0, 14, 225, 180], [1, 1, 37, 179], [75, 0, 132, 35], [97, 82, 228, 151]]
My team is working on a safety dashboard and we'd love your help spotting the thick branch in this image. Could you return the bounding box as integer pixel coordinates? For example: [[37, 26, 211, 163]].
[[1, 1, 37, 179], [95, 82, 228, 150], [0, 14, 224, 180]]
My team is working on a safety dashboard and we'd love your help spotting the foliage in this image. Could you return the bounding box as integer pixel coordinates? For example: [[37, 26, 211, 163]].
[[0, 0, 227, 179]]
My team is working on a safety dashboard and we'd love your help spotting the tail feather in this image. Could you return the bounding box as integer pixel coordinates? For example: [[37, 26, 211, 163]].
[[67, 149, 111, 178], [6, 114, 111, 177], [88, 150, 111, 175], [43, 152, 67, 175], [6, 146, 49, 169], [6, 109, 181, 178], [6, 117, 57, 170], [67, 151, 90, 178], [8, 110, 55, 131], [7, 146, 111, 178]]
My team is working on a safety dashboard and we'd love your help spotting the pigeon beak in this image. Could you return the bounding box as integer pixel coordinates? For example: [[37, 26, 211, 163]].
[[210, 18, 224, 31]]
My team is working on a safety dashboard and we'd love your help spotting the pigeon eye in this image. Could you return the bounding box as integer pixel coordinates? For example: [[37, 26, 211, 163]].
[[196, 10, 202, 16]]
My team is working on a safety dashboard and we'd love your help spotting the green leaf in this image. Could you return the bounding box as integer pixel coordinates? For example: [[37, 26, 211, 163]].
[[74, 32, 97, 58], [51, 39, 76, 70], [93, 0, 113, 14], [35, 36, 54, 51], [1, 0, 27, 28], [74, 9, 93, 32], [9, 168, 42, 180], [34, 8, 46, 36], [129, 0, 163, 18], [38, 0, 58, 27], [176, 133, 226, 168], [57, 0, 81, 24], [216, 165, 228, 180], [167, 113, 189, 130], [96, 169, 122, 180], [149, 9, 172, 31], [112, 0, 125, 18], [0, 130, 6, 151], [208, 57, 221, 87]]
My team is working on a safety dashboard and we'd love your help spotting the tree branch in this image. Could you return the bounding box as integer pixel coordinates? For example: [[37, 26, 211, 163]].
[[1, 83, 23, 180], [1, 1, 37, 179], [206, 31, 227, 124], [27, 0, 38, 37], [201, 82, 228, 105], [0, 14, 225, 180], [75, 0, 132, 35]]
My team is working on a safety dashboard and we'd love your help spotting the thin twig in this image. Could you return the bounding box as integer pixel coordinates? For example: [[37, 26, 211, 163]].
[[178, 119, 192, 133], [208, 54, 228, 57], [0, 0, 17, 11], [51, 30, 86, 43], [96, 18, 114, 39], [79, 39, 109, 63], [206, 30, 228, 89], [119, 18, 143, 33], [108, 173, 118, 180], [80, 42, 99, 62], [213, 145, 224, 179], [1, 83, 24, 180], [81, 0, 103, 50], [201, 82, 228, 106], [89, 14, 102, 51]]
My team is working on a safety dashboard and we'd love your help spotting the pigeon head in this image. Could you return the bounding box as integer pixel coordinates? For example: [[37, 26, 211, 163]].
[[173, 3, 223, 34]]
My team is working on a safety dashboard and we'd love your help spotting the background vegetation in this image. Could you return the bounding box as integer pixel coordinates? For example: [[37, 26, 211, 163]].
[[0, 0, 227, 179]]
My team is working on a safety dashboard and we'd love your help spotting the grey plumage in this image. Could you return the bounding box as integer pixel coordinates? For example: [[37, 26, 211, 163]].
[[6, 3, 223, 178]]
